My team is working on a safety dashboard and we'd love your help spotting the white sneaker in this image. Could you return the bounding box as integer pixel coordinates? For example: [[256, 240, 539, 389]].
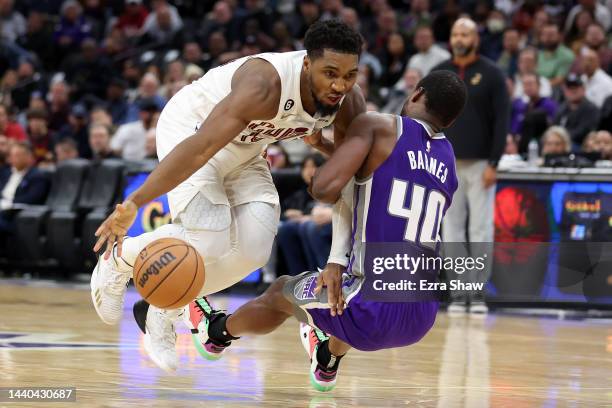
[[447, 301, 467, 316], [469, 301, 489, 316], [143, 306, 182, 373], [90, 249, 131, 325]]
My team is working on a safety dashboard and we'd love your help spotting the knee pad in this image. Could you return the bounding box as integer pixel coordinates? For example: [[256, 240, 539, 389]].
[[178, 192, 231, 231], [246, 201, 280, 235]]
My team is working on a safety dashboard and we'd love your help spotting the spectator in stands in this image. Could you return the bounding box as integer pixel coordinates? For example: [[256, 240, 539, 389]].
[[62, 37, 113, 101], [320, 0, 343, 21], [265, 144, 290, 170], [89, 106, 114, 129], [580, 48, 612, 108], [54, 137, 79, 162], [182, 42, 206, 70], [56, 104, 91, 158], [565, 0, 611, 33], [284, 0, 320, 39], [0, 0, 26, 43], [105, 78, 129, 126], [339, 7, 360, 34], [126, 72, 165, 122], [115, 0, 149, 39], [371, 8, 399, 58], [160, 60, 185, 96], [537, 23, 575, 87], [140, 0, 184, 46], [497, 27, 521, 78], [0, 134, 9, 167], [300, 203, 333, 271], [407, 25, 451, 77], [89, 123, 118, 160], [17, 10, 55, 71], [514, 47, 552, 99], [53, 0, 92, 58], [111, 97, 159, 160], [25, 108, 53, 165], [400, 0, 432, 36], [565, 9, 594, 54], [382, 68, 422, 115], [277, 153, 325, 275], [0, 104, 27, 141], [554, 73, 600, 147], [199, 0, 241, 47], [480, 9, 506, 61], [582, 23, 612, 73], [144, 127, 157, 160], [358, 39, 383, 82], [510, 73, 557, 135], [592, 130, 612, 159], [0, 142, 49, 239], [541, 126, 572, 156], [379, 32, 409, 88], [10, 59, 45, 112], [582, 130, 598, 152], [184, 64, 204, 83], [201, 31, 230, 71], [47, 79, 71, 133]]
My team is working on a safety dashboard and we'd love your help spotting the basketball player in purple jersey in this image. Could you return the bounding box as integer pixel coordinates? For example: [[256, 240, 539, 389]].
[[180, 70, 467, 391]]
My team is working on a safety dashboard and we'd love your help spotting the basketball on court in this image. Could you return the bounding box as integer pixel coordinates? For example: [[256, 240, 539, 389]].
[[133, 238, 205, 309]]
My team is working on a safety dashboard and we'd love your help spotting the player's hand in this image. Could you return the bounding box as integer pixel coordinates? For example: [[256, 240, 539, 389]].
[[303, 131, 322, 147], [314, 263, 346, 317], [482, 165, 497, 189], [284, 209, 304, 221], [93, 200, 138, 259]]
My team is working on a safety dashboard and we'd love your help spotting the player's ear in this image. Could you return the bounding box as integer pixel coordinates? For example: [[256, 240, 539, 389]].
[[303, 56, 311, 72], [411, 86, 425, 102]]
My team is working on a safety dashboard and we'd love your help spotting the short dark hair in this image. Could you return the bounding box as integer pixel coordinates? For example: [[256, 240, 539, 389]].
[[304, 19, 362, 60], [55, 137, 78, 150], [418, 70, 467, 126]]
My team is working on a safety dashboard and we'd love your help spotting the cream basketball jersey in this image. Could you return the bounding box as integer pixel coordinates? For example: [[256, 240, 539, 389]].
[[193, 51, 343, 145]]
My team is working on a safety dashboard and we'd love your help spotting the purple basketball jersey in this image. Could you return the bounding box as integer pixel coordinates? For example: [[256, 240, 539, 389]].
[[348, 116, 458, 276], [303, 116, 458, 352]]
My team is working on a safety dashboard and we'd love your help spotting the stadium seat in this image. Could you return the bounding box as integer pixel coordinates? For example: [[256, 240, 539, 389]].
[[47, 159, 126, 273], [15, 159, 90, 265]]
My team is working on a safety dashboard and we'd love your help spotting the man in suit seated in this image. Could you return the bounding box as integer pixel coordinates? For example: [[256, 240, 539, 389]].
[[0, 142, 50, 242]]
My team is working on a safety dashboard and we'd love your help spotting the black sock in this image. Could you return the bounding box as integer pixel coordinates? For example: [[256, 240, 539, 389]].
[[316, 340, 344, 371], [207, 313, 240, 345]]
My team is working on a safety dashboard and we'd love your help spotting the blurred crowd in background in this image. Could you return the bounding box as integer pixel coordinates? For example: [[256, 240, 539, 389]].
[[1, 0, 612, 277], [0, 0, 611, 168]]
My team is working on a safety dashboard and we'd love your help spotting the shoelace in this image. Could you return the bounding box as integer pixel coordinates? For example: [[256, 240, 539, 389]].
[[193, 298, 225, 319]]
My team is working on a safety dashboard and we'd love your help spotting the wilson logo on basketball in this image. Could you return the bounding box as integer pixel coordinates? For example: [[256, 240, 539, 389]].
[[138, 251, 177, 288]]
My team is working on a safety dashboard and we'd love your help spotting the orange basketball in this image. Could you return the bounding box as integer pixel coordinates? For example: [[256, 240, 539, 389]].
[[133, 238, 205, 309]]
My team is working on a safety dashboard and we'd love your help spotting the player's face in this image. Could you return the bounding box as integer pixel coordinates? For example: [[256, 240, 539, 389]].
[[306, 50, 359, 115]]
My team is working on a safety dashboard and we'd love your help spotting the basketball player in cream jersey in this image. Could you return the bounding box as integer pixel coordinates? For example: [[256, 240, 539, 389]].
[[91, 20, 365, 371]]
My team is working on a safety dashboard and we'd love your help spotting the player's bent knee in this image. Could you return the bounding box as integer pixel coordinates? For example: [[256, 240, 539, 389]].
[[261, 276, 293, 315]]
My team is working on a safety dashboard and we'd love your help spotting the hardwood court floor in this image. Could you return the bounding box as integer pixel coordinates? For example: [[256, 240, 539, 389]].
[[0, 281, 611, 408]]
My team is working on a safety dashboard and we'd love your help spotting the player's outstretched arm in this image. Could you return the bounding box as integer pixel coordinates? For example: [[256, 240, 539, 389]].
[[94, 60, 281, 257], [310, 112, 376, 203]]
